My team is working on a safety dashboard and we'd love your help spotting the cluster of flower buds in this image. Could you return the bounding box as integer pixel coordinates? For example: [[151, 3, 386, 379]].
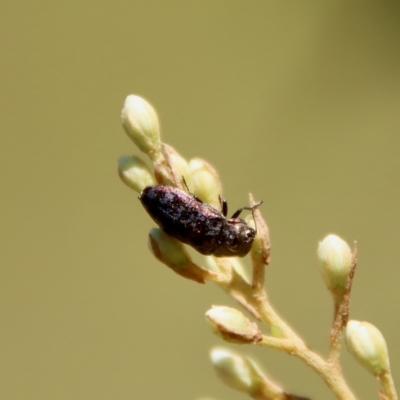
[[118, 95, 250, 283], [318, 234, 393, 383], [119, 95, 221, 198], [118, 95, 396, 399]]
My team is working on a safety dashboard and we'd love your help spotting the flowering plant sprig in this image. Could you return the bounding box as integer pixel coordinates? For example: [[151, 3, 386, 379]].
[[118, 94, 397, 400]]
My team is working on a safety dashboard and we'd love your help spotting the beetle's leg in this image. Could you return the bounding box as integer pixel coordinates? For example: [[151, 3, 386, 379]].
[[231, 201, 263, 219], [182, 176, 190, 192], [219, 196, 228, 217], [182, 176, 203, 203]]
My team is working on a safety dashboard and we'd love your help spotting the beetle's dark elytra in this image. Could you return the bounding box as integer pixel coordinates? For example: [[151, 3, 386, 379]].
[[139, 185, 262, 257]]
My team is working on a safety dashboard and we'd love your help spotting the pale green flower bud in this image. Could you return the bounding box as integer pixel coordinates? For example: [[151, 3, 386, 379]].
[[118, 155, 155, 193], [168, 148, 191, 185], [206, 306, 261, 344], [229, 257, 250, 284], [270, 325, 284, 338], [158, 144, 192, 188], [317, 234, 352, 300], [346, 320, 390, 376], [211, 348, 292, 399], [210, 347, 263, 395], [148, 228, 216, 284], [189, 158, 222, 209], [204, 256, 249, 283], [203, 256, 223, 274], [121, 95, 162, 161]]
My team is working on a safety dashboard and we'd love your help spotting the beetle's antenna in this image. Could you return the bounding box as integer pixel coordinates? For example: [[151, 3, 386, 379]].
[[250, 201, 263, 233], [182, 176, 203, 203], [231, 201, 262, 219], [182, 176, 190, 192]]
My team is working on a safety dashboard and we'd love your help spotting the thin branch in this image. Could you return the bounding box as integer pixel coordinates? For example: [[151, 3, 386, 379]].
[[248, 193, 270, 294], [328, 243, 358, 364], [378, 370, 398, 400]]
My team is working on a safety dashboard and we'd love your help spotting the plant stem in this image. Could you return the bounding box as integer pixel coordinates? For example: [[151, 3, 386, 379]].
[[216, 264, 356, 400], [253, 291, 356, 400], [379, 370, 398, 400]]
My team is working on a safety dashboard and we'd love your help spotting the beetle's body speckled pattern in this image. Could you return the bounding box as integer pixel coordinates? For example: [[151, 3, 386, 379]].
[[139, 185, 260, 257]]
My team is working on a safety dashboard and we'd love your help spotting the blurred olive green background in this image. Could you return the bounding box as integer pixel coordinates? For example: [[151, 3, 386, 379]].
[[1, 1, 400, 399]]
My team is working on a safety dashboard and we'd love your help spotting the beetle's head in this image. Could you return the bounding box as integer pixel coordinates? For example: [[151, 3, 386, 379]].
[[213, 219, 256, 257]]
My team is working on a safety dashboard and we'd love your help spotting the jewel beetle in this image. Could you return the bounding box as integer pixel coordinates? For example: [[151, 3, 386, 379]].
[[139, 185, 262, 257]]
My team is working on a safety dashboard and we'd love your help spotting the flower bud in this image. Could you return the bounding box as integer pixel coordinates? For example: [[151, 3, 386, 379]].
[[155, 144, 192, 188], [203, 256, 223, 274], [189, 158, 222, 209], [317, 234, 352, 300], [230, 257, 250, 284], [206, 306, 262, 344], [210, 348, 295, 399], [210, 347, 263, 395], [121, 95, 162, 161], [118, 155, 155, 193], [154, 143, 191, 191], [346, 320, 390, 376], [148, 228, 216, 284], [204, 256, 250, 283], [270, 325, 284, 338]]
